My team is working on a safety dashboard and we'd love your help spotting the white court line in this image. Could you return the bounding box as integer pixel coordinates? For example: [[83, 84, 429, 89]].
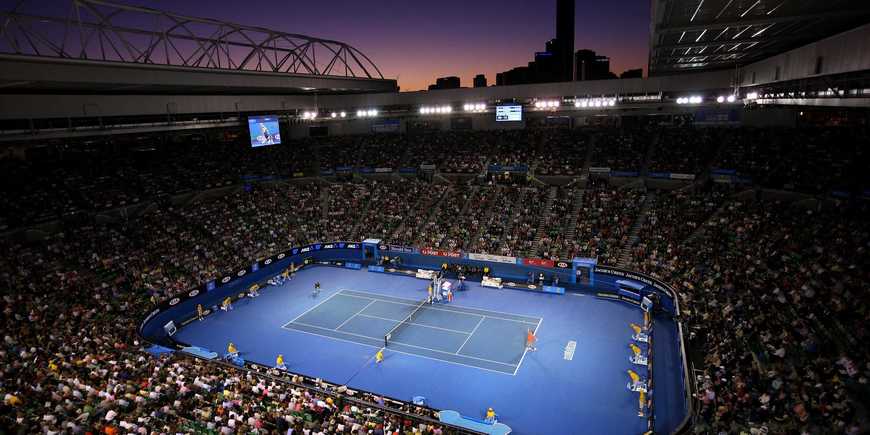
[[340, 289, 540, 326], [355, 313, 473, 335], [282, 291, 344, 328], [280, 323, 516, 376], [288, 320, 517, 368], [456, 316, 486, 355], [335, 300, 377, 331], [513, 317, 544, 376]]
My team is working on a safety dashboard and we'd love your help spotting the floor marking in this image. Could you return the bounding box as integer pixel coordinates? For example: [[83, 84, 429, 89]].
[[287, 320, 517, 368], [456, 315, 486, 355], [514, 317, 543, 376], [354, 313, 474, 335], [335, 300, 377, 331], [339, 289, 540, 326], [280, 325, 516, 376], [282, 291, 343, 327]]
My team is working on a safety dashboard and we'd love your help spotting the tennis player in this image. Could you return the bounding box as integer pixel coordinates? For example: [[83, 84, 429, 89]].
[[312, 281, 321, 297], [526, 329, 537, 351]]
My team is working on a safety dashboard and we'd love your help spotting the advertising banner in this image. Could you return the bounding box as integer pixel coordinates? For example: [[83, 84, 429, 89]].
[[522, 258, 555, 268], [420, 248, 462, 258], [670, 173, 696, 180], [467, 252, 517, 264]]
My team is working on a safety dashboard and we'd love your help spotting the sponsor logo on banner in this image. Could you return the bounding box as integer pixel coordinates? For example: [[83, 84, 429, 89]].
[[529, 284, 537, 289], [467, 252, 516, 264], [278, 253, 287, 259], [221, 276, 232, 284], [346, 243, 360, 249], [141, 308, 160, 329], [301, 247, 311, 253], [264, 258, 273, 265], [420, 248, 461, 258], [188, 289, 200, 298], [588, 167, 611, 173], [323, 244, 335, 249], [169, 297, 180, 306], [556, 261, 569, 268], [237, 269, 246, 277], [374, 167, 393, 173], [523, 258, 555, 268], [670, 173, 696, 180]]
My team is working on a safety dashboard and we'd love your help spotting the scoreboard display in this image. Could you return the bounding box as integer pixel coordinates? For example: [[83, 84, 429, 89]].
[[496, 105, 523, 122]]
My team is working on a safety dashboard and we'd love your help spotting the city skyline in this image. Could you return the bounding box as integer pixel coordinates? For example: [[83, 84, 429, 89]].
[[111, 0, 649, 91]]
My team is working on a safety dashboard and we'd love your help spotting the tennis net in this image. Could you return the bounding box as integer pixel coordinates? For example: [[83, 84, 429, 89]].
[[383, 298, 428, 347]]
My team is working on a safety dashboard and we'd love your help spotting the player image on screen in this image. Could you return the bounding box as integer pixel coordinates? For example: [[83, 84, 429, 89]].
[[248, 115, 281, 147]]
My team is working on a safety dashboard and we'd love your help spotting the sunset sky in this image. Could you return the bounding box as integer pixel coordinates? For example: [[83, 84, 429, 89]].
[[59, 0, 651, 91]]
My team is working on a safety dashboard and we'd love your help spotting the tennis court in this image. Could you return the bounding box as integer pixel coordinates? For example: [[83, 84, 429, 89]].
[[282, 289, 542, 375]]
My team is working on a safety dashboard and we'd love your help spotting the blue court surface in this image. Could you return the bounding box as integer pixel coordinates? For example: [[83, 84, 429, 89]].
[[175, 266, 684, 435]]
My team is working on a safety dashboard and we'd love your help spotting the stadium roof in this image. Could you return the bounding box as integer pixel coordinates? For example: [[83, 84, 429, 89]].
[[0, 0, 397, 95], [649, 0, 870, 74]]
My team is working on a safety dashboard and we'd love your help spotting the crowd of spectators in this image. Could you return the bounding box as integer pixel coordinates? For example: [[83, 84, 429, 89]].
[[4, 126, 870, 232], [627, 195, 870, 434], [2, 125, 870, 434], [563, 178, 645, 262], [647, 128, 719, 175]]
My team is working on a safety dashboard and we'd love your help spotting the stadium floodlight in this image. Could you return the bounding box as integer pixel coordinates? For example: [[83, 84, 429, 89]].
[[340, 111, 347, 118], [716, 96, 725, 103], [746, 92, 759, 100], [331, 112, 337, 118], [689, 96, 703, 104], [608, 99, 616, 107], [369, 109, 378, 117], [726, 95, 736, 103], [357, 110, 365, 117]]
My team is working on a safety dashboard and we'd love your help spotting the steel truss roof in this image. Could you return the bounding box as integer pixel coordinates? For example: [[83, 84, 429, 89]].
[[649, 0, 870, 74], [0, 0, 385, 79]]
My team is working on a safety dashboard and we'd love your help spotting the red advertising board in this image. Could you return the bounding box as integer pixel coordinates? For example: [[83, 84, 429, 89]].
[[523, 258, 555, 268]]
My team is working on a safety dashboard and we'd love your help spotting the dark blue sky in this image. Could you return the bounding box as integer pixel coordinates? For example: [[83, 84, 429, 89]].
[[37, 0, 652, 90]]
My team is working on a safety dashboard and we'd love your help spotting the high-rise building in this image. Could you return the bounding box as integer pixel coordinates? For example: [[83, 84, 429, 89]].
[[473, 74, 487, 88], [556, 0, 575, 82], [575, 49, 613, 81], [428, 76, 461, 90], [620, 68, 643, 79]]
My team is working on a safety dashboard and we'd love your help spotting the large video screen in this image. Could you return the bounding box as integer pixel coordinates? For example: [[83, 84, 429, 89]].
[[247, 115, 281, 147], [496, 105, 523, 122]]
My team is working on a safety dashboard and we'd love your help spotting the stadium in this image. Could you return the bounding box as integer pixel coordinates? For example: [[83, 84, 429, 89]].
[[0, 0, 869, 434]]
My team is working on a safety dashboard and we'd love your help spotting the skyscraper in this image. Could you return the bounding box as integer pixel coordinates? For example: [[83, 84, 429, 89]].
[[495, 0, 576, 86], [556, 0, 575, 82]]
